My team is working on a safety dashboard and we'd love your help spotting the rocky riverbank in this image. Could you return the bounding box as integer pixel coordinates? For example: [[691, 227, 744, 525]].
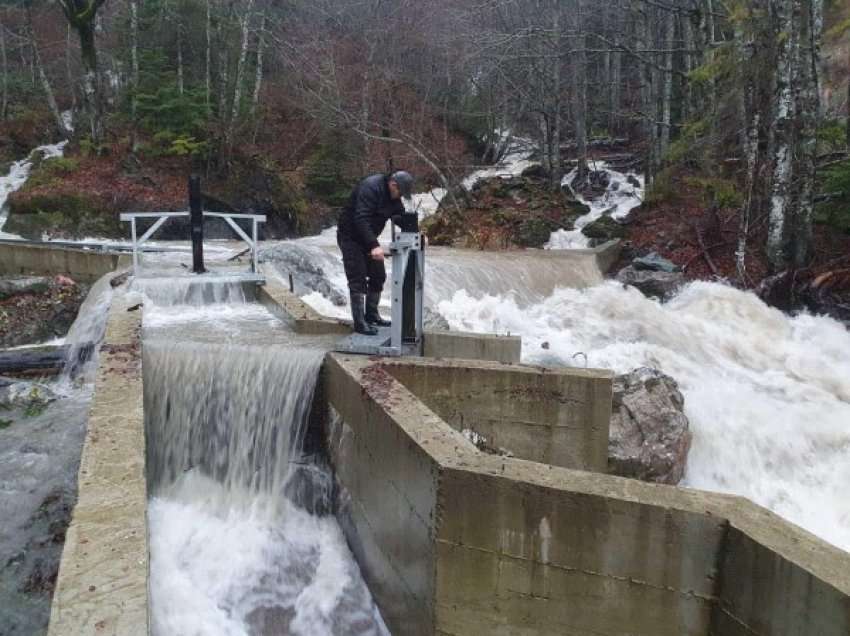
[[0, 276, 89, 349]]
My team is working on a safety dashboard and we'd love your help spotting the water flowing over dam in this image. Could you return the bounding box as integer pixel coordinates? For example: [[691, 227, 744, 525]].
[[138, 281, 388, 635], [27, 155, 849, 635]]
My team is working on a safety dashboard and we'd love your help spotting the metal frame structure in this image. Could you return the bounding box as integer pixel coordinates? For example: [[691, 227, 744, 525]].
[[335, 225, 425, 358], [119, 211, 266, 280]]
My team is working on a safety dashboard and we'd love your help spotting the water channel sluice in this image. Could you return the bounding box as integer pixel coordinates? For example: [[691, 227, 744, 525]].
[[140, 280, 388, 635]]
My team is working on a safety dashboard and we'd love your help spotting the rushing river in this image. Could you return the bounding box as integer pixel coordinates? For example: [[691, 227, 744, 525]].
[[262, 156, 850, 555]]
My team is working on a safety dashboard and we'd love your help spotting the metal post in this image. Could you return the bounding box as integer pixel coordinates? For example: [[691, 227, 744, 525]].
[[189, 175, 205, 274], [400, 212, 420, 343], [252, 218, 258, 274], [130, 218, 138, 275]]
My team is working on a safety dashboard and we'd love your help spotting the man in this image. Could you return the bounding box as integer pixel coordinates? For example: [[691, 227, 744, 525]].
[[337, 170, 415, 335]]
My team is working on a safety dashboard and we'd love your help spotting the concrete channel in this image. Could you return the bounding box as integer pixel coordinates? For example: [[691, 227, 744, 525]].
[[46, 270, 850, 635]]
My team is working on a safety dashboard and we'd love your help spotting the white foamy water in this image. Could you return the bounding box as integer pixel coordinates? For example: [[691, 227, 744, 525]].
[[546, 163, 644, 250], [436, 281, 850, 551], [0, 141, 68, 239], [141, 285, 388, 636]]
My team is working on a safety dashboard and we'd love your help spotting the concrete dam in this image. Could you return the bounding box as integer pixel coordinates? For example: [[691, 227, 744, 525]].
[[34, 238, 850, 636]]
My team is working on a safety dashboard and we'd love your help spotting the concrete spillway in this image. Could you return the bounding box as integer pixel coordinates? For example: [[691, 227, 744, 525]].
[[43, 269, 850, 636], [138, 280, 388, 634]]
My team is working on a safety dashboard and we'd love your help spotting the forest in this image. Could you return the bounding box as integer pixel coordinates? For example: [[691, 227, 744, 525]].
[[0, 0, 848, 295]]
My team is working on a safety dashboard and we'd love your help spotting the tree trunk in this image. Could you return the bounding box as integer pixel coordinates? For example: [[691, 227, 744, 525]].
[[130, 0, 139, 121], [66, 24, 76, 114], [550, 0, 563, 190], [27, 10, 68, 137], [660, 9, 675, 159], [58, 0, 107, 144], [791, 0, 822, 268], [218, 43, 229, 121], [736, 4, 764, 284], [609, 23, 621, 136], [0, 18, 7, 120], [177, 22, 184, 95], [250, 11, 266, 115], [571, 0, 588, 180], [682, 11, 695, 119], [638, 8, 655, 184], [79, 22, 103, 143], [228, 0, 254, 140], [766, 0, 798, 271], [205, 0, 212, 113]]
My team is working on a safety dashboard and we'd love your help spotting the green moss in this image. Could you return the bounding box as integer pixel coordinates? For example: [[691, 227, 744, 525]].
[[26, 157, 80, 188], [816, 160, 850, 234], [684, 176, 744, 209], [645, 171, 676, 205], [582, 215, 626, 241], [6, 192, 118, 239], [517, 218, 556, 248], [304, 131, 357, 207]]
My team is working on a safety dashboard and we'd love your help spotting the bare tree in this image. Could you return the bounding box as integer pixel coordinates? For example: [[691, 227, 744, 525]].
[[26, 5, 70, 137], [57, 0, 108, 143], [0, 16, 7, 120]]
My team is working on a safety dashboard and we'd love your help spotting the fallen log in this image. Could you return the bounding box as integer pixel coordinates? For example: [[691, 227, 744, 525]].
[[0, 343, 94, 376]]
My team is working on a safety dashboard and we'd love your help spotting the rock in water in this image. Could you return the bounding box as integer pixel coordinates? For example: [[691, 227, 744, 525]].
[[608, 367, 692, 485], [632, 251, 678, 273], [616, 265, 684, 301], [581, 215, 627, 241], [423, 307, 450, 331]]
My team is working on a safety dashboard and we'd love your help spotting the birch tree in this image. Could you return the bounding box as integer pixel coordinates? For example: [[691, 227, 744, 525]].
[[766, 0, 798, 270], [0, 17, 7, 120], [57, 0, 108, 144]]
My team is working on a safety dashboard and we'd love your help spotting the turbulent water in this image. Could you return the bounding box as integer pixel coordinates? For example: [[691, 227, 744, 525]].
[[0, 142, 68, 240], [260, 157, 850, 555], [0, 274, 113, 636], [139, 280, 387, 636]]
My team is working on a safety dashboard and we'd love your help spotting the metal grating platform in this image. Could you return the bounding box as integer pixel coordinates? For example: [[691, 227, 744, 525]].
[[334, 326, 420, 357]]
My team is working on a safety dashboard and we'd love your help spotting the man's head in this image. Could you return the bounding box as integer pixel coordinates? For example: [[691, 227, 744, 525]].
[[388, 171, 414, 201]]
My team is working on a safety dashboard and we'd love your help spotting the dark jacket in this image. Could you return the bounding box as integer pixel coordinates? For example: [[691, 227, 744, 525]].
[[338, 174, 405, 250]]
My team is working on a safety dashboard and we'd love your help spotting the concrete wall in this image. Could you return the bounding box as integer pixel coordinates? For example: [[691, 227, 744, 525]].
[[259, 271, 522, 363], [0, 242, 122, 283], [325, 355, 445, 636], [383, 357, 611, 472], [49, 287, 148, 636], [325, 353, 850, 636]]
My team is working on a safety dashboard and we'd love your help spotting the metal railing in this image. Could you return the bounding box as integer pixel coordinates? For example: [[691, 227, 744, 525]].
[[119, 211, 267, 278]]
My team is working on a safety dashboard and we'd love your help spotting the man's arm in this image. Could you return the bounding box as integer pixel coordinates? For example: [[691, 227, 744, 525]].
[[353, 185, 381, 249]]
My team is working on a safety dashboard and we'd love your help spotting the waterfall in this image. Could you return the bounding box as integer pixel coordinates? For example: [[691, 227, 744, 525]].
[[141, 282, 387, 636]]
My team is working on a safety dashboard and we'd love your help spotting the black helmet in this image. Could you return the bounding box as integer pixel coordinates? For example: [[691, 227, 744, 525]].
[[390, 171, 414, 200]]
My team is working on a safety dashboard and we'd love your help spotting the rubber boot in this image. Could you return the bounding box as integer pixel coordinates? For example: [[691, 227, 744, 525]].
[[365, 292, 391, 327], [351, 293, 377, 336]]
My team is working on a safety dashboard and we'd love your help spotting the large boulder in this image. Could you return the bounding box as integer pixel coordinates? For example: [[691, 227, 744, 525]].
[[608, 368, 692, 485], [582, 215, 626, 241], [616, 265, 685, 301], [633, 251, 678, 273]]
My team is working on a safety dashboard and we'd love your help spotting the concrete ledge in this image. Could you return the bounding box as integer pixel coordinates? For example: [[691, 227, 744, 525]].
[[0, 242, 122, 283], [325, 353, 850, 636], [382, 357, 611, 471], [422, 330, 521, 364], [48, 291, 148, 636], [591, 239, 622, 274], [259, 270, 523, 363]]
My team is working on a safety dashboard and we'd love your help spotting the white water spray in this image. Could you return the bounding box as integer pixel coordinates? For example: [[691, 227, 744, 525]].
[[0, 141, 68, 239], [141, 284, 388, 635]]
